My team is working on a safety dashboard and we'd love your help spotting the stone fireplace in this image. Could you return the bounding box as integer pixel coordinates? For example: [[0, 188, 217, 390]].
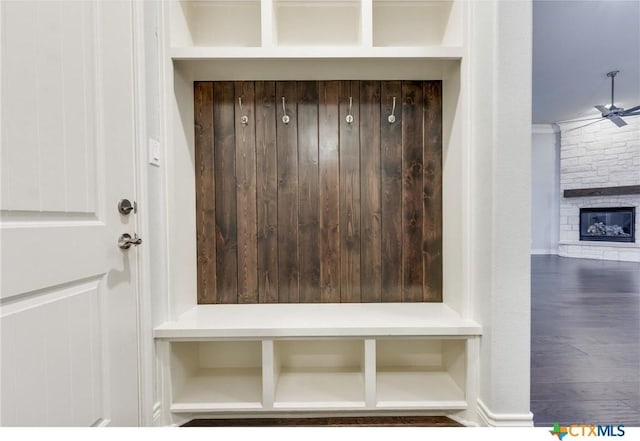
[[558, 118, 640, 262]]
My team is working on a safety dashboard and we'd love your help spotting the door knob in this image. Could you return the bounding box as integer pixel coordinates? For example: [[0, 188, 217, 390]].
[[118, 233, 143, 249], [118, 199, 137, 215]]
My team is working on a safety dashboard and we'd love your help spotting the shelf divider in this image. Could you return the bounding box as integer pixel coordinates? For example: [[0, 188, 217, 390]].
[[261, 0, 275, 48], [364, 338, 376, 407], [361, 0, 373, 48]]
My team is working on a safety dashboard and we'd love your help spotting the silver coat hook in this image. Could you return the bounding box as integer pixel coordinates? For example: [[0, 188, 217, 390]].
[[346, 97, 354, 124], [388, 96, 397, 124], [281, 96, 290, 124], [239, 97, 248, 125]]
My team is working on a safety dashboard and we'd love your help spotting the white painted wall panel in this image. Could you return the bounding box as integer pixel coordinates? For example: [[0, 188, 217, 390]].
[[2, 1, 41, 211], [2, 1, 98, 214], [61, 1, 92, 214], [1, 281, 103, 426], [36, 1, 67, 212], [531, 127, 560, 254]]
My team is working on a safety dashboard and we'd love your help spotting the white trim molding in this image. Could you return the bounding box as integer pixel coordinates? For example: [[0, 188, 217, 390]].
[[532, 123, 559, 134], [531, 248, 559, 255], [477, 399, 534, 427], [152, 402, 162, 426]]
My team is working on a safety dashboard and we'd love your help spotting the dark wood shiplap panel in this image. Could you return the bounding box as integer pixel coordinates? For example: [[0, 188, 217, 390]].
[[423, 81, 443, 302], [380, 81, 403, 303], [359, 81, 382, 303], [212, 82, 238, 303], [297, 81, 321, 303], [318, 81, 341, 303], [255, 81, 279, 303], [339, 80, 362, 303], [401, 81, 424, 302], [235, 81, 258, 303], [276, 81, 299, 303], [195, 80, 442, 304], [194, 82, 216, 304]]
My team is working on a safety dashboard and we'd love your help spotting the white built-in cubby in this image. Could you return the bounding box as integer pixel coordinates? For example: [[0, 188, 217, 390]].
[[168, 0, 464, 58], [158, 0, 480, 426], [274, 1, 362, 46], [272, 339, 366, 408], [372, 1, 462, 47], [170, 1, 262, 47], [156, 305, 480, 422]]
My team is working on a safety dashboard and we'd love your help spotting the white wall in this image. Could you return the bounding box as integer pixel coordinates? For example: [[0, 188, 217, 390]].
[[471, 0, 533, 426], [531, 125, 560, 254], [142, 0, 169, 423], [558, 117, 640, 262]]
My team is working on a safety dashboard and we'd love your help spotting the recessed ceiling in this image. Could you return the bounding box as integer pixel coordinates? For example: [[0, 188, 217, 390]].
[[533, 0, 640, 124]]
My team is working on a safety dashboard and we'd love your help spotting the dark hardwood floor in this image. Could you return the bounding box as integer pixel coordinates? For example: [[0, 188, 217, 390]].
[[183, 416, 462, 427], [531, 255, 640, 427]]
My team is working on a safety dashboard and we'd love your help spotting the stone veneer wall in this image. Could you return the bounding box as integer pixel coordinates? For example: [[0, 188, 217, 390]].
[[559, 117, 640, 262]]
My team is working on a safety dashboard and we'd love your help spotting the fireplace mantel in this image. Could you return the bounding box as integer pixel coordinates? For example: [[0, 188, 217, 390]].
[[564, 185, 640, 198]]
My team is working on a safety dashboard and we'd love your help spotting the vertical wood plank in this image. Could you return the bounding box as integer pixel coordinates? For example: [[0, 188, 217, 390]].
[[297, 81, 321, 303], [255, 81, 279, 303], [194, 82, 216, 304], [401, 81, 424, 302], [380, 81, 403, 302], [423, 81, 443, 302], [339, 81, 361, 303], [276, 81, 299, 303], [235, 81, 258, 303], [359, 81, 382, 303], [213, 82, 238, 303], [319, 81, 341, 303]]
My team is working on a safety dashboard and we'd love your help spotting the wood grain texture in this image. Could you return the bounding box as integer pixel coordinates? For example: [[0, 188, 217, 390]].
[[563, 185, 640, 198], [183, 416, 463, 427], [401, 81, 424, 302], [319, 81, 341, 303], [195, 81, 442, 304], [255, 81, 279, 303], [235, 81, 258, 303], [213, 82, 238, 303], [339, 80, 361, 303], [276, 81, 299, 303], [359, 81, 382, 303], [297, 81, 321, 303], [422, 81, 443, 302], [380, 81, 403, 303], [194, 82, 216, 304]]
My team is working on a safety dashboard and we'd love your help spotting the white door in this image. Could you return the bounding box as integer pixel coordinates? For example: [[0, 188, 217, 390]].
[[1, 1, 141, 426]]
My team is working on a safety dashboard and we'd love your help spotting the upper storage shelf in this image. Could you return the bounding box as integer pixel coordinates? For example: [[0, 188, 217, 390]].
[[275, 0, 362, 46], [171, 1, 262, 47], [373, 0, 462, 47], [168, 0, 464, 59]]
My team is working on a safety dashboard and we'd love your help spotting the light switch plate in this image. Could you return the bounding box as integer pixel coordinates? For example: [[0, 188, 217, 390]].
[[148, 138, 161, 167]]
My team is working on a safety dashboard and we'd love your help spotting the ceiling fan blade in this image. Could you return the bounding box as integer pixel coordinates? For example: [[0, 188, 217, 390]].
[[565, 118, 606, 132], [595, 104, 610, 116], [608, 115, 627, 127], [621, 105, 640, 115]]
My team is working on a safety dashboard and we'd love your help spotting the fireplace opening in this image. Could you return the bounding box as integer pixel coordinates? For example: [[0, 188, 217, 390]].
[[579, 207, 636, 243]]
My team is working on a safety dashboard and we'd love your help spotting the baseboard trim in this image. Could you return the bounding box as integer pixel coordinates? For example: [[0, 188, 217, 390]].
[[476, 399, 533, 427], [531, 248, 559, 255]]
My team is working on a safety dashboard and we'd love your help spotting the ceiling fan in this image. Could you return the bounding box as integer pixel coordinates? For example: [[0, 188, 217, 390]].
[[561, 70, 640, 131]]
